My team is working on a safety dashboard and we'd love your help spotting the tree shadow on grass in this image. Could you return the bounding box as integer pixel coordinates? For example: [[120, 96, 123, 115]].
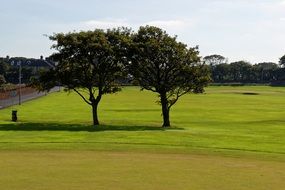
[[0, 123, 184, 132]]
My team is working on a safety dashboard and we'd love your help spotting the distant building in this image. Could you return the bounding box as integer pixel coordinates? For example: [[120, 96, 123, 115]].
[[5, 56, 55, 73], [0, 56, 56, 84]]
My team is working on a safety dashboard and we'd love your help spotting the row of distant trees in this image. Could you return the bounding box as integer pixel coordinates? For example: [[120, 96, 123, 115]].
[[2, 52, 285, 88], [204, 54, 285, 84]]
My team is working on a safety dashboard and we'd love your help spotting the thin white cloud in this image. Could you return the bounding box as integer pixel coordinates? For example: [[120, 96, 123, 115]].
[[62, 19, 195, 34], [83, 19, 131, 29], [143, 19, 193, 30], [259, 0, 285, 14], [50, 19, 132, 33]]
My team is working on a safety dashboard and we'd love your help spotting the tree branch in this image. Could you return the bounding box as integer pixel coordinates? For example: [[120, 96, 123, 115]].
[[168, 89, 190, 110], [73, 88, 92, 105]]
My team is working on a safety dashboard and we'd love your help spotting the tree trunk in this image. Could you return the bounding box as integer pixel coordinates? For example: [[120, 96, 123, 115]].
[[160, 93, 170, 127], [91, 102, 99, 126]]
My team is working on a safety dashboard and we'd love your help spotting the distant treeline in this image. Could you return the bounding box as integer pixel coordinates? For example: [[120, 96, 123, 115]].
[[1, 53, 285, 86], [204, 55, 285, 85]]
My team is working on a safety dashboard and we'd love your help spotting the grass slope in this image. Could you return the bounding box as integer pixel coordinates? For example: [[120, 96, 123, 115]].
[[1, 151, 285, 190], [1, 86, 285, 189], [1, 86, 285, 156]]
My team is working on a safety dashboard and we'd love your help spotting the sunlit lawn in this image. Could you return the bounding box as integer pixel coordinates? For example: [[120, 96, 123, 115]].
[[1, 86, 285, 189]]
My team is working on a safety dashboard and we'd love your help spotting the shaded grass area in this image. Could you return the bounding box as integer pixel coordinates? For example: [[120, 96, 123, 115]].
[[0, 123, 174, 132]]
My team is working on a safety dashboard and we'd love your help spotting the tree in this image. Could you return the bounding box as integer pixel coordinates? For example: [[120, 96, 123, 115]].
[[0, 60, 7, 88], [212, 63, 230, 82], [254, 62, 278, 82], [203, 55, 227, 83], [35, 28, 131, 126], [203, 54, 227, 67], [229, 61, 252, 82], [0, 60, 9, 76], [129, 26, 210, 127], [280, 55, 285, 67], [0, 75, 5, 88]]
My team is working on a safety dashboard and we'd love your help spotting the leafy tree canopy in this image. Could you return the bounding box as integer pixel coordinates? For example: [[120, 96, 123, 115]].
[[280, 55, 285, 66], [203, 54, 227, 66], [34, 28, 132, 126], [129, 26, 210, 127]]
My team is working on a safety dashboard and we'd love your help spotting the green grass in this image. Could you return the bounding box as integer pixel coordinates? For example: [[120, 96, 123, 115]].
[[1, 150, 285, 190], [1, 86, 285, 189]]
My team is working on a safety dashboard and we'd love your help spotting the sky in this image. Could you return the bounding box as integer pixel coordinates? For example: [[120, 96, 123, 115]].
[[0, 0, 284, 63]]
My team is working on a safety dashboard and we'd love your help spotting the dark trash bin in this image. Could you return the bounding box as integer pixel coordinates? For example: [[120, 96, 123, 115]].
[[12, 110, 17, 122]]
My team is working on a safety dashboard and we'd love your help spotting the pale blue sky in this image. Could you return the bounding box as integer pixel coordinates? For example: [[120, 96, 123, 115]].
[[0, 0, 284, 63]]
